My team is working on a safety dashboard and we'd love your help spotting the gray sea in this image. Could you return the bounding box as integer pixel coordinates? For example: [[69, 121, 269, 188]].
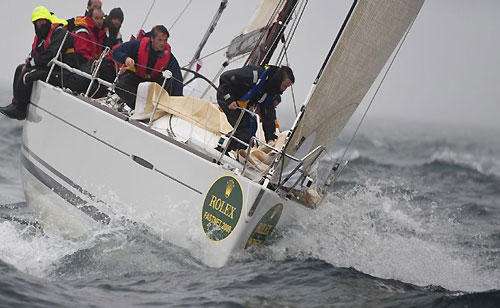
[[1, 89, 499, 307]]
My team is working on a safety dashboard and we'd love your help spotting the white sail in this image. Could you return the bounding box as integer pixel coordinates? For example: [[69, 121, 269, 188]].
[[283, 0, 425, 161], [244, 0, 283, 33]]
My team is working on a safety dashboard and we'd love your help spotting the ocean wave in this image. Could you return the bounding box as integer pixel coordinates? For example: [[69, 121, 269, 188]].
[[0, 212, 203, 281], [427, 149, 500, 178], [323, 149, 387, 167], [257, 181, 500, 292], [324, 146, 500, 181]]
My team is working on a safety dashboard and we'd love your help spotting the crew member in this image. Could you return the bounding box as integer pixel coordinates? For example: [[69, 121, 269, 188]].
[[0, 6, 69, 120], [67, 0, 103, 32], [65, 7, 106, 95], [112, 25, 183, 108], [100, 7, 124, 82], [103, 7, 123, 49], [72, 7, 105, 65], [217, 65, 294, 151]]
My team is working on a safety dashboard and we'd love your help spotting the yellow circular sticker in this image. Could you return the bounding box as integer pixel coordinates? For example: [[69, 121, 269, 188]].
[[202, 175, 243, 241]]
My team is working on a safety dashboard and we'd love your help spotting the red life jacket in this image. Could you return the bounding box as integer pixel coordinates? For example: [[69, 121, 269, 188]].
[[73, 16, 105, 60], [31, 23, 62, 56], [136, 37, 171, 80]]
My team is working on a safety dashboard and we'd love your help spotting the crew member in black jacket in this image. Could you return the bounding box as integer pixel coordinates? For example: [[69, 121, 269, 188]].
[[217, 65, 294, 151], [0, 6, 69, 120]]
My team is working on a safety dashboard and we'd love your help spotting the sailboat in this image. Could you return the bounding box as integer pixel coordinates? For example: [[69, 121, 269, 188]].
[[19, 0, 424, 267]]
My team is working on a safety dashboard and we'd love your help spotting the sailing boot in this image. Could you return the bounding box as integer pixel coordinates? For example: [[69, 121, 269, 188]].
[[0, 99, 26, 120]]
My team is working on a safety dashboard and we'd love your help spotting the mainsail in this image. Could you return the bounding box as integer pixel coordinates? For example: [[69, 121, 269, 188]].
[[281, 0, 425, 169], [226, 0, 299, 64], [226, 0, 284, 60]]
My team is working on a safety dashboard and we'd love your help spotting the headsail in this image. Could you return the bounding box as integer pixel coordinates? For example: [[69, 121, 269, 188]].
[[281, 0, 425, 169]]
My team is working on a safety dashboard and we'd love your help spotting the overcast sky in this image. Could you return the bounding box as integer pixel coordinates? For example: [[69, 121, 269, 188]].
[[1, 0, 499, 132]]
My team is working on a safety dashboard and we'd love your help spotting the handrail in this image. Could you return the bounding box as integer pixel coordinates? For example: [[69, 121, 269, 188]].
[[85, 47, 111, 97], [216, 107, 247, 164], [275, 145, 324, 191], [48, 58, 113, 89], [46, 31, 69, 84], [148, 70, 172, 128]]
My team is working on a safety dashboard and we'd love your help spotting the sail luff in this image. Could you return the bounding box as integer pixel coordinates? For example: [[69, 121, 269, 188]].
[[313, 0, 358, 84]]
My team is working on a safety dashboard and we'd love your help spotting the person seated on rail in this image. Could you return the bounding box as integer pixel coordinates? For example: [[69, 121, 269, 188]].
[[67, 0, 103, 32], [112, 25, 183, 109], [217, 65, 295, 152], [0, 6, 72, 120]]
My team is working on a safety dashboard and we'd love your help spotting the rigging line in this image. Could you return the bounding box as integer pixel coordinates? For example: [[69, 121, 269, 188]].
[[181, 43, 231, 67], [337, 16, 419, 166], [259, 0, 300, 65], [140, 0, 157, 31], [276, 0, 307, 65], [245, 0, 285, 65], [170, 0, 194, 31], [69, 31, 108, 49], [284, 51, 298, 117], [275, 0, 307, 118]]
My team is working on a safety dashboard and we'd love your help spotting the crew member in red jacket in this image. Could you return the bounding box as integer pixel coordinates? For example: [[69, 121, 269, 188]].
[[67, 0, 103, 32], [72, 7, 105, 65], [65, 7, 106, 95], [0, 6, 68, 120]]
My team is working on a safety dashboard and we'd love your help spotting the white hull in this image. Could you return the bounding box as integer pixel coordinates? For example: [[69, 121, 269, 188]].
[[21, 81, 307, 267]]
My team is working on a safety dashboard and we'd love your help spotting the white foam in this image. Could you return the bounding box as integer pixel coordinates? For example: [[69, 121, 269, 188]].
[[266, 180, 500, 292], [0, 221, 81, 277], [431, 148, 500, 178]]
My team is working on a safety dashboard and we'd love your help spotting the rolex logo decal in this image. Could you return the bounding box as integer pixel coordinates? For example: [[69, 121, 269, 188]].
[[245, 203, 283, 248], [225, 179, 235, 198], [202, 175, 243, 241]]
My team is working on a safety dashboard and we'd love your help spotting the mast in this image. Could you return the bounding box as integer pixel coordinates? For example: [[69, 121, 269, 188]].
[[183, 0, 228, 80], [246, 0, 299, 66]]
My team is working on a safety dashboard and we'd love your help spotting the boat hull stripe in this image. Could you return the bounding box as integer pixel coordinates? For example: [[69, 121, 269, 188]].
[[21, 152, 111, 224], [22, 144, 103, 204], [154, 168, 202, 195]]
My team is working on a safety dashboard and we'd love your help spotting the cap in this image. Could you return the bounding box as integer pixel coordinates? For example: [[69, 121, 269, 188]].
[[108, 7, 124, 23]]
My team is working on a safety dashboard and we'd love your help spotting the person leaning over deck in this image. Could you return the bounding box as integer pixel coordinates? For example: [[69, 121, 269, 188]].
[[0, 6, 70, 120], [112, 25, 183, 109], [217, 65, 294, 152]]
